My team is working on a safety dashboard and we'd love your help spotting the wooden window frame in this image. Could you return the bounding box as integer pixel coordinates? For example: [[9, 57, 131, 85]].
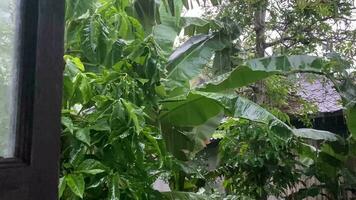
[[0, 0, 64, 199]]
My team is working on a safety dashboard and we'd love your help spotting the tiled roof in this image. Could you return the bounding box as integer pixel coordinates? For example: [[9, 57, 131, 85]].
[[297, 75, 342, 113]]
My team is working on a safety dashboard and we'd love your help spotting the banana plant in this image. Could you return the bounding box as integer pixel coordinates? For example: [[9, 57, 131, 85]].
[[161, 50, 344, 160], [161, 38, 356, 197]]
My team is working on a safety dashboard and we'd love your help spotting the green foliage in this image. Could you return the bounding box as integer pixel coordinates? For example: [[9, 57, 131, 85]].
[[216, 0, 355, 61], [167, 34, 228, 83], [61, 1, 169, 199], [61, 0, 356, 199], [60, 62, 166, 199], [160, 91, 235, 160], [347, 105, 356, 137], [218, 118, 301, 199], [199, 55, 326, 92]]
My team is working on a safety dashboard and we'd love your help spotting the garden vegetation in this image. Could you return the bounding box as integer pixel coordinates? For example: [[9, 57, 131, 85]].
[[59, 0, 356, 199]]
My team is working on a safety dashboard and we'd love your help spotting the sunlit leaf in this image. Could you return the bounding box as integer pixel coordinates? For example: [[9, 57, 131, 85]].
[[58, 177, 66, 198], [76, 159, 107, 175], [66, 174, 85, 199]]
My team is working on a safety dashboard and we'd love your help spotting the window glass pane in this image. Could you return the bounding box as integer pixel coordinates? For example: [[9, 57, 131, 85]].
[[0, 0, 16, 158]]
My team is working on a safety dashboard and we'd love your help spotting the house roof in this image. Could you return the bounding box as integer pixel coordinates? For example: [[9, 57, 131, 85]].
[[297, 75, 342, 113]]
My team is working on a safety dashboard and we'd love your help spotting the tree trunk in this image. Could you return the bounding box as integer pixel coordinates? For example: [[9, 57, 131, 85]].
[[253, 0, 268, 105], [254, 0, 267, 58]]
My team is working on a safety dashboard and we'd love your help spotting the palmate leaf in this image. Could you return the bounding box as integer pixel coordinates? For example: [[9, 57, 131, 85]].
[[81, 14, 110, 64], [199, 55, 326, 92], [167, 33, 228, 83], [77, 3, 144, 66]]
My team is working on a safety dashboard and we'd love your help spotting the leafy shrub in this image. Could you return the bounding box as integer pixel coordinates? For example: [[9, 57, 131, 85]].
[[218, 118, 302, 199]]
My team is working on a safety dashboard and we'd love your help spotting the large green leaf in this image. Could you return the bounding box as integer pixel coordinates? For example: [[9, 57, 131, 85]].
[[162, 112, 223, 160], [153, 24, 179, 53], [234, 96, 293, 139], [153, 0, 183, 54], [167, 34, 228, 83], [293, 129, 340, 141], [160, 91, 235, 160], [160, 91, 236, 126], [212, 47, 233, 75], [246, 54, 324, 71], [180, 17, 222, 36], [234, 96, 340, 141], [200, 55, 326, 92], [133, 0, 160, 32]]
